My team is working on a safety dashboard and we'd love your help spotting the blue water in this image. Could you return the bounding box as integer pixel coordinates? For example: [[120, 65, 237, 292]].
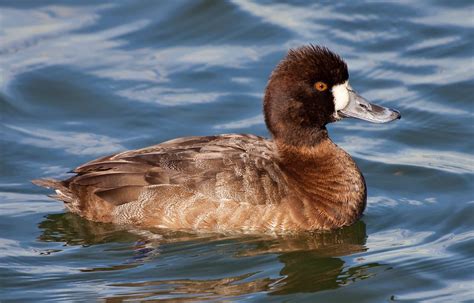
[[1, 1, 473, 302]]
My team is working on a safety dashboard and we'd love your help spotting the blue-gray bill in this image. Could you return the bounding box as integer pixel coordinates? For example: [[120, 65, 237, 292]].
[[339, 90, 401, 123]]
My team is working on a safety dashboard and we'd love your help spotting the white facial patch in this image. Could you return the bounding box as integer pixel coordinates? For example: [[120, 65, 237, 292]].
[[332, 81, 350, 111]]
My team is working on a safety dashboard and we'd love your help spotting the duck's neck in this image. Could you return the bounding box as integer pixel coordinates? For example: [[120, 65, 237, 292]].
[[276, 134, 366, 228]]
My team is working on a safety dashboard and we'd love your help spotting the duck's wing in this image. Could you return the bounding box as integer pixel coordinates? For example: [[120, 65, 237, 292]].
[[65, 134, 287, 209]]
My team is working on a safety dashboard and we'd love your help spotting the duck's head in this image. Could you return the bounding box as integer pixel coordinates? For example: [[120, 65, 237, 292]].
[[264, 45, 400, 146]]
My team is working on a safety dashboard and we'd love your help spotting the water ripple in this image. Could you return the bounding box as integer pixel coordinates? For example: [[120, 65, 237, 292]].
[[4, 124, 124, 156]]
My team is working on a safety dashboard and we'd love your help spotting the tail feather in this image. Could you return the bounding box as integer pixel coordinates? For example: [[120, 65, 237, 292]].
[[32, 178, 115, 221], [32, 178, 74, 203]]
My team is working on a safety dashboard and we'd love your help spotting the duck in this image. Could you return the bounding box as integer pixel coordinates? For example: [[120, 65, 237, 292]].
[[33, 45, 400, 233]]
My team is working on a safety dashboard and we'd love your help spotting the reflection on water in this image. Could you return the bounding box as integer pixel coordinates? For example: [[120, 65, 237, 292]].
[[107, 273, 274, 302], [37, 213, 371, 300], [39, 213, 145, 246]]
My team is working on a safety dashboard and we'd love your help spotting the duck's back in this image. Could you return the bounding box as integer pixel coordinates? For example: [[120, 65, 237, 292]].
[[34, 134, 293, 232]]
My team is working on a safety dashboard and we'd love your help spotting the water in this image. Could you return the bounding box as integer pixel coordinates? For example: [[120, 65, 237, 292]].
[[1, 0, 473, 301]]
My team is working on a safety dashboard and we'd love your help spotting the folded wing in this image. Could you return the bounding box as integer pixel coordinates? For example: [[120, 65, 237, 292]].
[[61, 134, 287, 212]]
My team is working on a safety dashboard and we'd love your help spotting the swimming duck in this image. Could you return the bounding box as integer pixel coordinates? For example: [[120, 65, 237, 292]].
[[34, 45, 400, 233]]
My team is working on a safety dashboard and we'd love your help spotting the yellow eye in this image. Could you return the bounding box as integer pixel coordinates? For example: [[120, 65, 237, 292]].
[[314, 81, 328, 92]]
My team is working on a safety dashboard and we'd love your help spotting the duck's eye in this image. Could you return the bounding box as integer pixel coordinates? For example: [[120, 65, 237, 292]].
[[314, 81, 328, 92]]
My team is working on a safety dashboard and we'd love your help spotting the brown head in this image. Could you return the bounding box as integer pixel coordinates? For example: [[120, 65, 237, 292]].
[[263, 45, 400, 147]]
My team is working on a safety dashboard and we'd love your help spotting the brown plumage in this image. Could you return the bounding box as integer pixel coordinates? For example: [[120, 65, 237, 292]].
[[33, 45, 400, 233]]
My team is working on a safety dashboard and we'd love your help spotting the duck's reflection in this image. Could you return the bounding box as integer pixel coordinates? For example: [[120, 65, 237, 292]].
[[38, 213, 373, 300]]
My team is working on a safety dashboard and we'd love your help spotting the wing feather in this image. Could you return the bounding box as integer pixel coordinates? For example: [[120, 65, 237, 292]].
[[66, 134, 287, 207]]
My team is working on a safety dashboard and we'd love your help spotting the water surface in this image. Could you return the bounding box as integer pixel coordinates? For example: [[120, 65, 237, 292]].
[[1, 1, 473, 302]]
